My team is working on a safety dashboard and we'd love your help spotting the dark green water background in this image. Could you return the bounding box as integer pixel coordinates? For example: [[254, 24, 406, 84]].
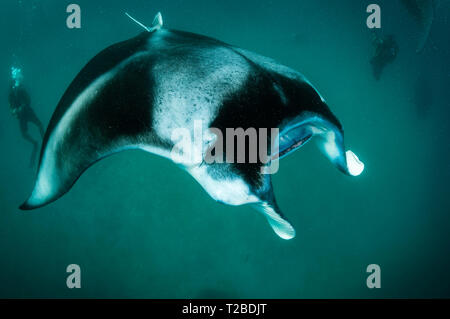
[[0, 0, 449, 298]]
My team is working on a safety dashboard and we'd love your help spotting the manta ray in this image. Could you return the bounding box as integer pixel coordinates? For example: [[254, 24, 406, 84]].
[[20, 13, 364, 240]]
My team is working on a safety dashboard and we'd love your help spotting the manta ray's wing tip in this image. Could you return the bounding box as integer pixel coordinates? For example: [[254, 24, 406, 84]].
[[345, 150, 365, 176], [19, 196, 56, 211], [19, 195, 44, 211], [19, 181, 57, 210], [19, 201, 33, 211], [19, 195, 39, 210]]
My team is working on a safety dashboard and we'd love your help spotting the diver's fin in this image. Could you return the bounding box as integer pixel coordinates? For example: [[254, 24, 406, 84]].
[[254, 202, 296, 240], [125, 12, 163, 32]]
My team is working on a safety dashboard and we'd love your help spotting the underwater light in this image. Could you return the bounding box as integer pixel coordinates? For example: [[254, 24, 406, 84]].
[[345, 150, 364, 176]]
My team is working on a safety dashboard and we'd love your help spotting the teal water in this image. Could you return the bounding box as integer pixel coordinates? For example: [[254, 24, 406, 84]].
[[0, 0, 449, 298]]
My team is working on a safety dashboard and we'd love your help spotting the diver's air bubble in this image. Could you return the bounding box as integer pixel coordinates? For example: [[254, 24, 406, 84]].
[[11, 67, 23, 88], [345, 150, 364, 176]]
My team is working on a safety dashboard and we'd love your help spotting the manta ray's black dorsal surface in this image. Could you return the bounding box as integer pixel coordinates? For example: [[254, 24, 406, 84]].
[[21, 13, 364, 240]]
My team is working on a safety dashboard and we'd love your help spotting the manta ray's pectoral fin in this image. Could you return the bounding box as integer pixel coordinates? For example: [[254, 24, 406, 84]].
[[125, 11, 163, 32], [20, 55, 158, 210]]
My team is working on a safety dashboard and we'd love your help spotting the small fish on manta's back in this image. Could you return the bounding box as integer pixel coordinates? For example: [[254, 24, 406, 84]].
[[20, 12, 364, 240]]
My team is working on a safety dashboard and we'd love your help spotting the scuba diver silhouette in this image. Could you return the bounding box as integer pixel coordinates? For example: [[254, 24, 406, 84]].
[[8, 67, 44, 167], [370, 33, 399, 80]]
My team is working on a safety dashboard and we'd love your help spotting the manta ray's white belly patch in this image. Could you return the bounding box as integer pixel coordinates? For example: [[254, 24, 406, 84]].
[[188, 165, 259, 206], [151, 46, 251, 142]]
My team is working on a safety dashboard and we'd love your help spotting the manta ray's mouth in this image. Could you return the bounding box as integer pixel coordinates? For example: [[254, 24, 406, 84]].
[[273, 128, 313, 160]]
